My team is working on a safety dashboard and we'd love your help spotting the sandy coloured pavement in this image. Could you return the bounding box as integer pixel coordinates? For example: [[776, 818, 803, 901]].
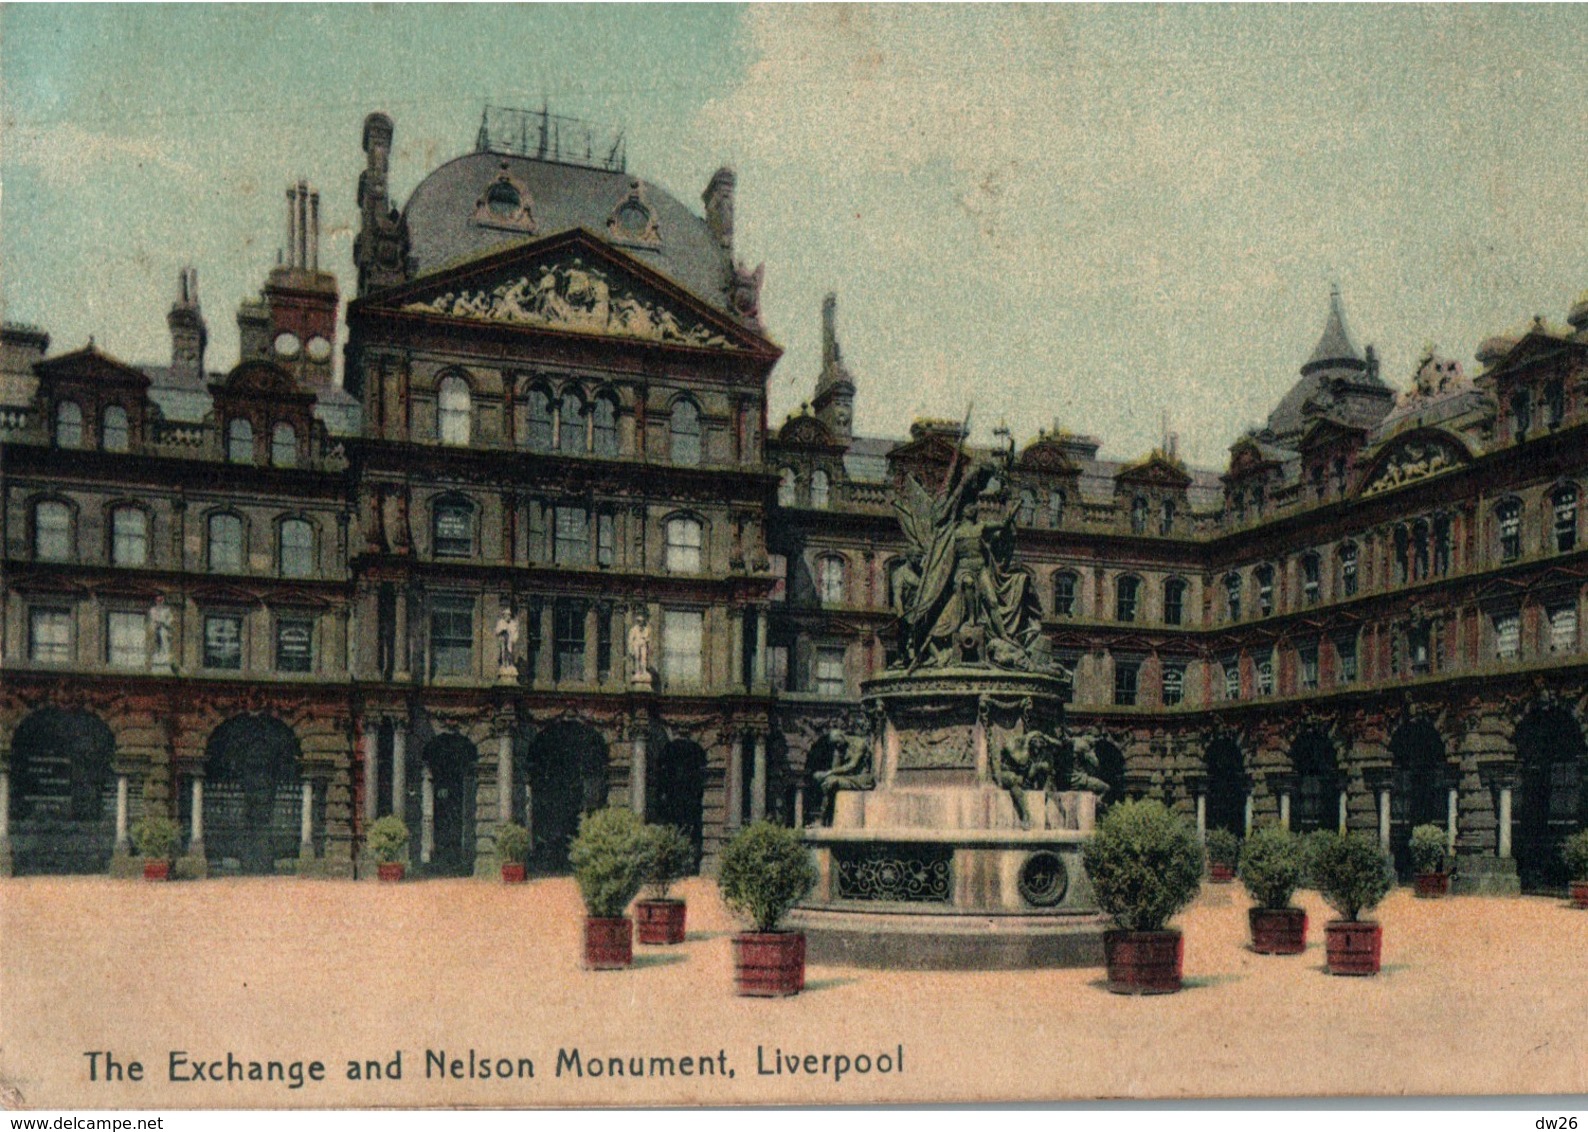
[[1, 874, 1585, 1109]]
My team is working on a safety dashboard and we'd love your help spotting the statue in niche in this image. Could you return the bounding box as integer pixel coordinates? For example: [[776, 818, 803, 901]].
[[149, 595, 174, 671], [494, 606, 520, 675], [890, 457, 1046, 673], [627, 608, 652, 688], [814, 721, 876, 826]]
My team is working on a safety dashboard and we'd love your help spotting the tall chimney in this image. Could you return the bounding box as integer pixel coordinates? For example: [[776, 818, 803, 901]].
[[310, 191, 320, 272], [702, 167, 736, 252], [821, 292, 840, 372], [286, 187, 298, 270], [297, 180, 309, 270]]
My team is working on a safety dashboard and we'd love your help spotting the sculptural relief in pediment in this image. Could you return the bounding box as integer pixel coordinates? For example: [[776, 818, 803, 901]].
[[1360, 434, 1467, 497], [401, 257, 736, 350]]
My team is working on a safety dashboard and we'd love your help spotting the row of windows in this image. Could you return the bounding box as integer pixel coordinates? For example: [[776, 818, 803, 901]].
[[29, 501, 316, 577], [225, 419, 302, 467], [28, 606, 315, 673], [53, 402, 131, 452], [428, 498, 705, 573]]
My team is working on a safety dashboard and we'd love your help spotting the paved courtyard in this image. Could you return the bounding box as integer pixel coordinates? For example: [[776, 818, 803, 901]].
[[2, 874, 1585, 1108]]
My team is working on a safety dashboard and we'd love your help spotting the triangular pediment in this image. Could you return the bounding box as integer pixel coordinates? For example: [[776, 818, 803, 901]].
[[1486, 328, 1587, 376], [35, 346, 151, 391], [1357, 428, 1471, 498], [1298, 416, 1368, 452], [1116, 451, 1191, 489], [1017, 437, 1080, 475], [1224, 437, 1281, 481], [358, 229, 772, 354]]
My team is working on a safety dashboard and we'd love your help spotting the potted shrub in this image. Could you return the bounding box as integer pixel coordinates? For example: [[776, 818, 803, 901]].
[[132, 815, 181, 881], [717, 821, 819, 997], [1408, 823, 1450, 898], [1239, 824, 1307, 954], [366, 815, 410, 882], [568, 807, 649, 970], [496, 822, 530, 884], [1204, 828, 1240, 883], [635, 824, 693, 945], [1311, 831, 1393, 976], [1563, 830, 1588, 910], [1080, 799, 1204, 995]]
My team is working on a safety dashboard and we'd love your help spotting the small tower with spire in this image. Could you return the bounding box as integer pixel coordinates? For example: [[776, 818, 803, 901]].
[[167, 267, 208, 383], [811, 292, 856, 445]]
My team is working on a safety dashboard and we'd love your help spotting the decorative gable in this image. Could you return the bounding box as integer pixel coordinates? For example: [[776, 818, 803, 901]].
[[1358, 429, 1471, 498], [778, 413, 837, 450], [1115, 450, 1192, 490]]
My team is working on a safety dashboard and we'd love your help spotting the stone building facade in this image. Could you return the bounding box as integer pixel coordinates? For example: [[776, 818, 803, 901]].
[[3, 107, 1585, 893]]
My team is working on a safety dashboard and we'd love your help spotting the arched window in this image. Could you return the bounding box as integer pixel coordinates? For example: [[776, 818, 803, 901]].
[[1049, 490, 1066, 528], [1159, 498, 1176, 535], [1433, 513, 1453, 574], [271, 423, 297, 468], [811, 470, 830, 509], [559, 390, 586, 453], [1162, 577, 1186, 625], [1017, 490, 1036, 526], [665, 516, 703, 574], [1393, 524, 1411, 584], [1130, 496, 1148, 534], [1552, 486, 1578, 553], [279, 518, 314, 577], [1497, 498, 1523, 562], [1301, 552, 1321, 605], [1511, 388, 1532, 438], [1115, 575, 1140, 622], [208, 513, 244, 573], [1053, 570, 1078, 617], [777, 468, 798, 507], [227, 418, 254, 464], [1224, 572, 1243, 621], [1411, 519, 1431, 580], [34, 500, 73, 561], [438, 375, 471, 446], [818, 555, 846, 606], [1254, 564, 1275, 615], [433, 498, 475, 558], [54, 401, 83, 448], [1339, 542, 1359, 596], [522, 386, 553, 451], [670, 399, 701, 467], [110, 506, 148, 567], [591, 394, 619, 457], [101, 406, 130, 452]]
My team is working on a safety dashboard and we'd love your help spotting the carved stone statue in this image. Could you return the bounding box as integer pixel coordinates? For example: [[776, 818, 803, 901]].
[[1061, 733, 1110, 796], [993, 730, 1059, 828], [627, 608, 652, 688], [815, 723, 875, 826], [890, 459, 1046, 673], [149, 594, 174, 672], [494, 607, 520, 677]]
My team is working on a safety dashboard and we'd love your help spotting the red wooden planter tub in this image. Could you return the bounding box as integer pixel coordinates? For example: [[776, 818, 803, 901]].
[[635, 899, 687, 945], [1208, 863, 1235, 883], [1413, 872, 1450, 898], [583, 917, 634, 970], [500, 863, 526, 884], [1248, 907, 1307, 955], [1570, 881, 1588, 910], [142, 860, 171, 882], [1102, 929, 1183, 995], [733, 932, 806, 997], [1324, 920, 1382, 976], [377, 862, 405, 883]]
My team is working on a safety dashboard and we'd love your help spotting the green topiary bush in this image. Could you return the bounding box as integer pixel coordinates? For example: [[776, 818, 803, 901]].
[[1562, 830, 1588, 882], [495, 822, 531, 866], [639, 823, 695, 901], [1310, 831, 1393, 922], [1298, 829, 1337, 889], [568, 807, 649, 919], [1239, 824, 1305, 909], [1081, 799, 1204, 932], [366, 815, 410, 865], [131, 815, 181, 860], [1204, 827, 1241, 869], [717, 821, 818, 933], [1408, 824, 1448, 875]]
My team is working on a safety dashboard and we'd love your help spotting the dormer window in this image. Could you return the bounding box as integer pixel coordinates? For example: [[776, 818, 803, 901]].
[[607, 183, 660, 246], [55, 401, 83, 449], [486, 181, 521, 219], [473, 169, 535, 232], [102, 406, 130, 452]]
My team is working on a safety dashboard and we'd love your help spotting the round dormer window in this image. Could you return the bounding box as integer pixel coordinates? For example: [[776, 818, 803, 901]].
[[486, 181, 521, 219], [273, 332, 301, 359], [615, 200, 650, 235]]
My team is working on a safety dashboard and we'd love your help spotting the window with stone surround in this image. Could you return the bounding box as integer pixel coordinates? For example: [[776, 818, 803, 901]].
[[553, 506, 590, 567], [227, 418, 254, 464], [1255, 654, 1274, 696], [1053, 571, 1078, 617], [1162, 578, 1186, 626], [1434, 513, 1453, 575], [811, 470, 831, 509], [29, 606, 73, 664], [663, 609, 703, 687], [1223, 657, 1241, 700], [203, 613, 244, 670], [106, 610, 148, 668], [818, 555, 847, 606], [1339, 542, 1359, 596], [814, 646, 846, 698], [670, 399, 701, 467], [559, 390, 586, 453], [554, 599, 586, 681], [1301, 553, 1321, 606], [1160, 498, 1176, 536], [1493, 611, 1521, 660], [1548, 605, 1578, 653], [102, 405, 130, 453], [666, 516, 703, 574], [1553, 487, 1578, 553], [1115, 575, 1140, 622], [1049, 490, 1066, 527], [1255, 565, 1275, 615], [1299, 644, 1319, 690], [1335, 634, 1358, 683], [433, 498, 475, 559], [596, 511, 616, 568], [438, 375, 472, 446], [522, 386, 553, 451], [34, 499, 73, 562], [1497, 498, 1523, 563], [1113, 660, 1139, 706], [1161, 664, 1185, 706], [778, 468, 797, 507], [1017, 490, 1036, 527], [111, 506, 148, 567], [1224, 573, 1243, 621], [279, 518, 314, 577], [55, 400, 83, 448], [207, 513, 244, 573], [275, 616, 313, 673], [591, 394, 619, 457], [429, 596, 474, 678], [1130, 496, 1148, 535], [271, 423, 298, 468]]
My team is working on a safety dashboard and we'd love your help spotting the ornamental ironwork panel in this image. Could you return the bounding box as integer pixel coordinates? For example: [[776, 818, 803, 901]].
[[834, 843, 952, 903]]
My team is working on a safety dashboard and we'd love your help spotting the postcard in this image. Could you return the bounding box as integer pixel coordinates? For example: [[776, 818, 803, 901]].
[[2, 4, 1587, 1112]]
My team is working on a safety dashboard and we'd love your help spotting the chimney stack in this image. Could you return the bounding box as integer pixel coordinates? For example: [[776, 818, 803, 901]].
[[703, 167, 736, 252]]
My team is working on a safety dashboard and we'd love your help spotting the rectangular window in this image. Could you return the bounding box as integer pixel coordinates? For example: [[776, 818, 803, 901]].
[[1225, 575, 1242, 621], [1113, 661, 1139, 706], [276, 617, 313, 673], [1256, 568, 1274, 616], [596, 512, 616, 568], [29, 607, 72, 664], [769, 645, 789, 692], [203, 614, 244, 670], [1115, 576, 1139, 622], [1494, 612, 1521, 660], [1256, 656, 1274, 696], [1336, 636, 1358, 684], [814, 646, 846, 697], [1408, 626, 1432, 675], [1341, 551, 1359, 597], [553, 507, 590, 567], [1161, 665, 1184, 706], [429, 597, 474, 678], [819, 557, 846, 606], [596, 605, 613, 678], [1053, 573, 1077, 617], [1302, 557, 1321, 606], [107, 610, 147, 668], [1162, 580, 1184, 626], [1549, 606, 1577, 653], [1300, 646, 1319, 690], [112, 509, 148, 567], [662, 609, 703, 686], [554, 599, 586, 681], [1223, 659, 1241, 700], [433, 505, 472, 557], [1555, 494, 1577, 553], [1499, 506, 1522, 562]]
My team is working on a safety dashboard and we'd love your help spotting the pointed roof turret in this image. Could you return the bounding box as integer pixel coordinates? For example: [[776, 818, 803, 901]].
[[1301, 283, 1367, 376]]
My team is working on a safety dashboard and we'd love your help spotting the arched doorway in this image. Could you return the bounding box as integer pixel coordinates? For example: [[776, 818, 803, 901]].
[[422, 733, 477, 876], [200, 715, 302, 875], [1092, 738, 1128, 812], [8, 708, 117, 874], [1205, 736, 1246, 836], [1513, 706, 1587, 891], [1389, 720, 1450, 878], [650, 738, 707, 870], [1291, 729, 1341, 834], [524, 722, 608, 873]]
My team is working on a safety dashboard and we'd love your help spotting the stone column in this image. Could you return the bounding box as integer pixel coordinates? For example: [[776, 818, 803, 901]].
[[1378, 788, 1392, 851], [1338, 790, 1349, 834], [1498, 787, 1513, 858], [190, 775, 205, 857], [393, 593, 410, 679], [725, 735, 743, 831], [1243, 794, 1254, 837], [630, 730, 648, 820], [754, 609, 769, 685], [728, 611, 744, 688], [1279, 791, 1291, 831], [583, 605, 599, 684], [498, 734, 513, 823], [1447, 787, 1459, 855], [794, 785, 806, 829], [300, 780, 315, 858], [537, 603, 555, 685], [420, 765, 435, 864], [391, 727, 407, 820], [115, 775, 130, 853], [362, 731, 379, 825], [751, 733, 767, 823], [1195, 792, 1207, 840]]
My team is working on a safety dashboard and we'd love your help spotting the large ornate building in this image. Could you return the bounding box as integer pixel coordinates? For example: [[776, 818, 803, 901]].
[[4, 108, 1586, 895]]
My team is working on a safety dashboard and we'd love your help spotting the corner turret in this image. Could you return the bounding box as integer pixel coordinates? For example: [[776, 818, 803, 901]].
[[167, 267, 208, 383], [812, 293, 856, 445]]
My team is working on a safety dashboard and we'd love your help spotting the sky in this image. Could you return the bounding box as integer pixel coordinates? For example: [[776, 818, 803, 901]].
[[3, 4, 1585, 469]]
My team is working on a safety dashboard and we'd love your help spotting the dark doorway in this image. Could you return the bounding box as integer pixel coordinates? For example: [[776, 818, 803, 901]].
[[423, 733, 477, 876], [1389, 720, 1449, 878], [1291, 729, 1340, 834], [524, 723, 608, 873], [9, 709, 117, 874], [651, 739, 707, 870], [1205, 737, 1246, 836], [1514, 707, 1587, 891], [201, 715, 302, 875]]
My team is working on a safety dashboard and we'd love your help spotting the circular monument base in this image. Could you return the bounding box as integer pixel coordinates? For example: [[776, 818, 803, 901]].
[[789, 905, 1108, 970]]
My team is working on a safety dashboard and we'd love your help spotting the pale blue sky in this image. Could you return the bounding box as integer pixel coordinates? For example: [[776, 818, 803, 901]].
[[3, 5, 1585, 467]]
